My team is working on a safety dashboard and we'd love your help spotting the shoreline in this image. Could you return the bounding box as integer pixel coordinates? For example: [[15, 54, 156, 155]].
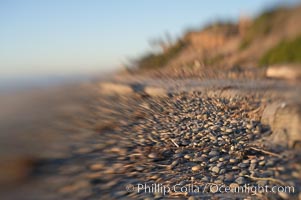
[[0, 74, 301, 199]]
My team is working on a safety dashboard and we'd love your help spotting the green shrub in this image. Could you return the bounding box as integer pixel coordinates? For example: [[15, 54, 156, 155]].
[[239, 39, 251, 50], [136, 40, 186, 70], [203, 54, 224, 66], [239, 7, 287, 50], [259, 35, 301, 66]]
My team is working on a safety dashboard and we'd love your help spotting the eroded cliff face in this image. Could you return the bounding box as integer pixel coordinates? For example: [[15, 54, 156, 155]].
[[131, 5, 301, 80], [184, 23, 241, 51], [162, 5, 301, 76], [185, 31, 229, 50]]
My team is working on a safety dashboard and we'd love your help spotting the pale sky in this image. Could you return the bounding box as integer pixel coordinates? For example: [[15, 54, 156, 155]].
[[0, 0, 299, 79]]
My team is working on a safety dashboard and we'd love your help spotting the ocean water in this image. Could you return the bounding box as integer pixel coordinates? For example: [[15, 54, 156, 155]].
[[0, 74, 89, 93]]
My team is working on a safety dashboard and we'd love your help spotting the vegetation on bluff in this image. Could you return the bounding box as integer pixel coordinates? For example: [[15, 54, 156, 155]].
[[259, 35, 301, 66], [135, 40, 187, 70], [239, 7, 289, 50], [130, 4, 301, 72]]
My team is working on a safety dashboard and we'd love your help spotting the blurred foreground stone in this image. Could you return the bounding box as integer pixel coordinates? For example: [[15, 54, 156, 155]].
[[99, 82, 133, 95], [144, 86, 168, 97], [0, 156, 35, 188], [262, 102, 301, 148], [266, 65, 301, 80]]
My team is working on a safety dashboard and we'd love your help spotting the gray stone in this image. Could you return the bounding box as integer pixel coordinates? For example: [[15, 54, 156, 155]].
[[224, 173, 234, 182], [262, 102, 301, 148], [191, 165, 201, 172], [219, 157, 225, 162], [144, 87, 168, 97], [209, 156, 219, 162], [226, 128, 233, 133], [188, 196, 196, 200], [209, 150, 219, 157], [258, 161, 265, 166], [238, 163, 249, 168], [235, 177, 246, 185], [257, 180, 268, 186], [212, 166, 220, 173], [99, 82, 133, 95], [201, 176, 209, 182], [148, 153, 157, 159]]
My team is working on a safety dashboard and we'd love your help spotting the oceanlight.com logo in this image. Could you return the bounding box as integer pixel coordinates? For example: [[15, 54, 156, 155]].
[[125, 183, 295, 196]]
